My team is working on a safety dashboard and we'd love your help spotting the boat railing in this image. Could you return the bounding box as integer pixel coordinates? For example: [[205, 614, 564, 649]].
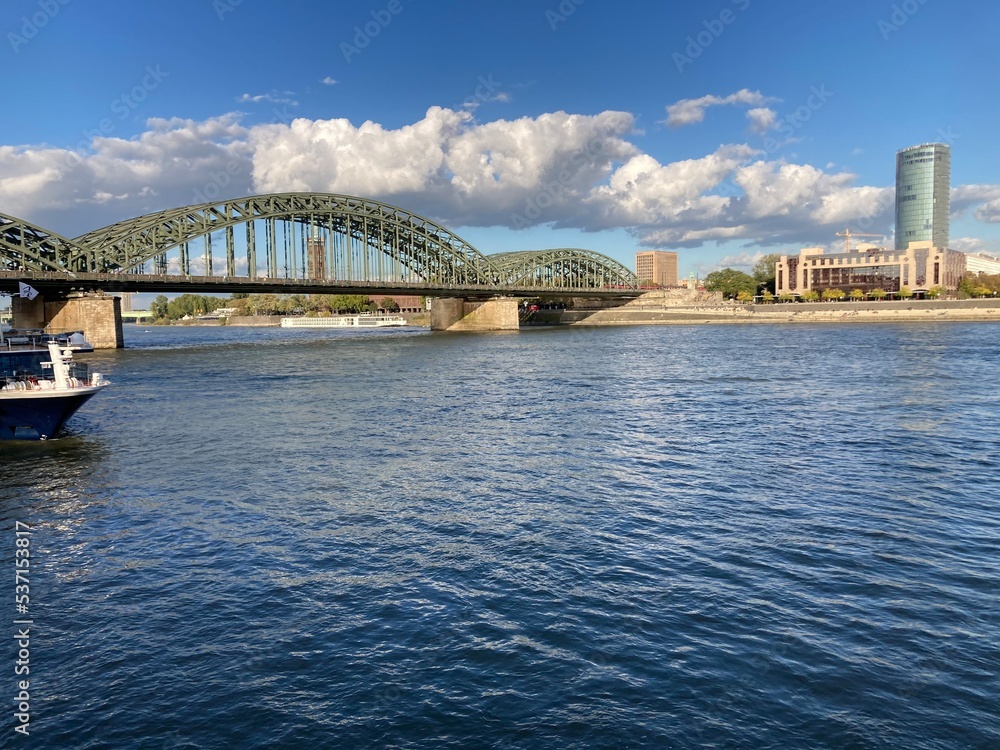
[[1, 362, 91, 386]]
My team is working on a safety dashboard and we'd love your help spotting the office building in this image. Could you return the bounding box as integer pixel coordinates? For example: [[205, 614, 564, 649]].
[[635, 251, 679, 287], [965, 251, 1000, 276], [895, 143, 950, 250], [774, 241, 966, 296]]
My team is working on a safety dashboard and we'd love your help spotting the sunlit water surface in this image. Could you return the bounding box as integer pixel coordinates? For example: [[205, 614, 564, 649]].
[[2, 322, 998, 748]]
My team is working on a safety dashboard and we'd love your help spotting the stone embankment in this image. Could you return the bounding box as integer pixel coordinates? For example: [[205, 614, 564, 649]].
[[560, 290, 1000, 326]]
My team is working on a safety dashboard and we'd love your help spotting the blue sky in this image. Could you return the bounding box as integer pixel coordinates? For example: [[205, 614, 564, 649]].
[[3, 0, 999, 281]]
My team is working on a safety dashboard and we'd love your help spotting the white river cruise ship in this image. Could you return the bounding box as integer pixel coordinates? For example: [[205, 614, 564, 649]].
[[280, 314, 408, 328]]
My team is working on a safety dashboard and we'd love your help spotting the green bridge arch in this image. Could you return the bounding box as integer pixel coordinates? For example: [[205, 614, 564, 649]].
[[1, 193, 638, 291]]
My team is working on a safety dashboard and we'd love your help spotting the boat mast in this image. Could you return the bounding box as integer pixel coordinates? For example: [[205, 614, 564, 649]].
[[45, 342, 72, 389]]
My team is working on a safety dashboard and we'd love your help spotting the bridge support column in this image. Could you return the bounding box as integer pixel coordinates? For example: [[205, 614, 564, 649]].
[[430, 297, 520, 332], [13, 294, 124, 349], [11, 295, 45, 329]]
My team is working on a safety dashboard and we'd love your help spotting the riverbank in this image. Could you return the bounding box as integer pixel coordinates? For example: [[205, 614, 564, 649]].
[[155, 299, 1000, 329], [557, 296, 1000, 326]]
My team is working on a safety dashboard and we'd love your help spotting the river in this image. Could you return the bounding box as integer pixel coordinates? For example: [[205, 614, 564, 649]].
[[2, 322, 998, 748]]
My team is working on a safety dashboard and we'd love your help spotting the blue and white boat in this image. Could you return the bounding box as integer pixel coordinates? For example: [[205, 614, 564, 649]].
[[0, 336, 109, 440]]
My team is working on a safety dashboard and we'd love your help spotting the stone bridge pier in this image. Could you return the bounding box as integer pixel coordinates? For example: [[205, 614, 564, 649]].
[[430, 297, 520, 331], [12, 294, 124, 349]]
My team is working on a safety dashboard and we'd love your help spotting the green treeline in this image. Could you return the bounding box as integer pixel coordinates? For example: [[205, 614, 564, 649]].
[[702, 254, 780, 300], [149, 294, 229, 321], [959, 272, 1000, 297], [148, 293, 404, 322], [228, 294, 380, 316]]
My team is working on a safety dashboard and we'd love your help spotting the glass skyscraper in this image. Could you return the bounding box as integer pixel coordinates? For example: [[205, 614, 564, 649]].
[[895, 143, 950, 250]]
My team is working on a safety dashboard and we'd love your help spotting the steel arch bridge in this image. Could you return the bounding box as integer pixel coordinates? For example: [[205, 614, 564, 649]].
[[0, 193, 638, 292], [490, 249, 637, 288]]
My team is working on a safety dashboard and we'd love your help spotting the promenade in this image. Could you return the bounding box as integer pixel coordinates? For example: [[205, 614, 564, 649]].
[[562, 292, 1000, 326]]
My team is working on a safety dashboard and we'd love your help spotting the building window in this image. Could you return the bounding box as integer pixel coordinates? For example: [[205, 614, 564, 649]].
[[933, 262, 940, 285]]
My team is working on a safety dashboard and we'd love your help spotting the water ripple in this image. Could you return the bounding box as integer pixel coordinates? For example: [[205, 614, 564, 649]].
[[2, 323, 998, 748]]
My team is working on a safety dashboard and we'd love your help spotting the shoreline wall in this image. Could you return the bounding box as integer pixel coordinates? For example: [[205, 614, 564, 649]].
[[559, 297, 1000, 326]]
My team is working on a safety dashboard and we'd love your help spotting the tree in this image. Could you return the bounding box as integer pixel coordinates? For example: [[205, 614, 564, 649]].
[[801, 290, 820, 302], [821, 288, 845, 301], [777, 293, 795, 303], [150, 295, 169, 320], [898, 286, 914, 300], [956, 271, 1000, 298], [287, 294, 308, 313], [703, 268, 756, 299], [229, 296, 252, 315], [250, 294, 283, 315], [869, 288, 888, 300], [325, 295, 374, 313], [379, 297, 400, 313], [761, 290, 774, 304], [925, 286, 944, 299], [848, 288, 865, 301], [752, 253, 782, 294], [166, 294, 227, 320], [736, 290, 754, 303]]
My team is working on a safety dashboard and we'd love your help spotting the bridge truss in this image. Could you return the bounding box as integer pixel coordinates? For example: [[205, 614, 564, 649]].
[[490, 249, 637, 289], [0, 193, 638, 292]]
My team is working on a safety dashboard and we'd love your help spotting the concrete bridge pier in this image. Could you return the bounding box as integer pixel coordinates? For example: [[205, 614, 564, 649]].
[[12, 294, 124, 349], [430, 297, 520, 331]]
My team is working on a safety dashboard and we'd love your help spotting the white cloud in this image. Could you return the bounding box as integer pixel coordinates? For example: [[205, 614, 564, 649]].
[[950, 237, 998, 255], [250, 107, 638, 227], [952, 184, 1000, 222], [237, 92, 299, 106], [665, 89, 778, 128], [0, 114, 252, 235], [5, 106, 1000, 256], [320, 77, 338, 86], [587, 145, 758, 228], [746, 107, 777, 134], [715, 251, 766, 270], [585, 153, 896, 248]]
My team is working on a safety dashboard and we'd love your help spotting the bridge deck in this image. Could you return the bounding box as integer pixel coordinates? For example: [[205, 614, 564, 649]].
[[0, 271, 640, 300]]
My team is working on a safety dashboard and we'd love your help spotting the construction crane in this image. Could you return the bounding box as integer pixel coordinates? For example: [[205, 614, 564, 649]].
[[836, 229, 884, 253]]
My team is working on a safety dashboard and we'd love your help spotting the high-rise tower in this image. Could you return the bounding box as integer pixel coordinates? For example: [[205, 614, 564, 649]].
[[895, 142, 950, 250]]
